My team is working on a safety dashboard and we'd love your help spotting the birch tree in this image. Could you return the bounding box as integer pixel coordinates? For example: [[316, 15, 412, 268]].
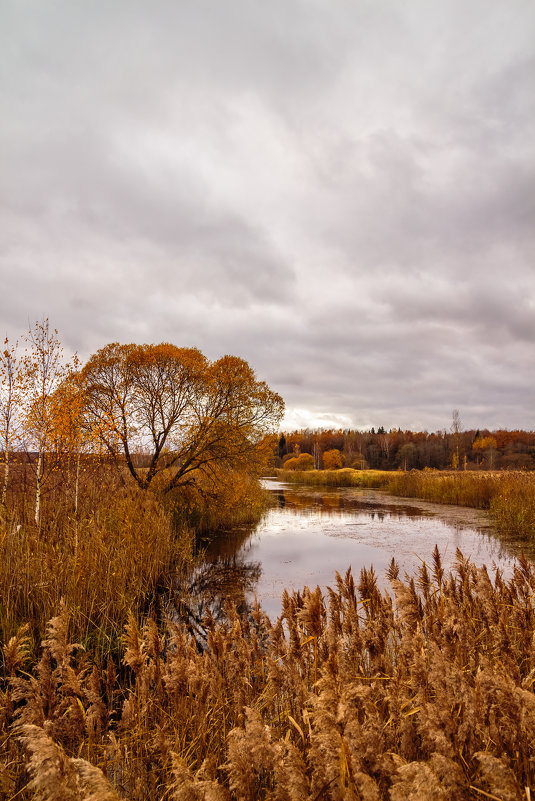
[[48, 360, 93, 513], [0, 337, 22, 509], [22, 320, 68, 525]]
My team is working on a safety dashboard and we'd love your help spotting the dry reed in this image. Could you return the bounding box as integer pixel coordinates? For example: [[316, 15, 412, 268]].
[[387, 470, 535, 541], [2, 549, 534, 799], [276, 468, 392, 489], [0, 463, 194, 663]]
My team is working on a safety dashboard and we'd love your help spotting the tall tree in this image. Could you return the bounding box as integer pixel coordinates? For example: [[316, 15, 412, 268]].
[[80, 343, 284, 493], [322, 448, 343, 470], [0, 337, 22, 509], [22, 320, 69, 524], [48, 359, 91, 513], [451, 409, 462, 470]]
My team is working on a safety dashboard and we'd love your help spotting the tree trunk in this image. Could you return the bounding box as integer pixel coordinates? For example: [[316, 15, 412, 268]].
[[75, 450, 81, 514], [1, 452, 8, 508], [35, 450, 43, 526]]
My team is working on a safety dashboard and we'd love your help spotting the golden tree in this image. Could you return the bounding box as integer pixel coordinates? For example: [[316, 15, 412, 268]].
[[322, 448, 343, 470], [21, 320, 70, 524], [80, 343, 284, 493], [47, 360, 97, 513]]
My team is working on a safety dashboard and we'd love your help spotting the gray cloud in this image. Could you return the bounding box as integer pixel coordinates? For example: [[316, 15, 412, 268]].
[[1, 0, 534, 431]]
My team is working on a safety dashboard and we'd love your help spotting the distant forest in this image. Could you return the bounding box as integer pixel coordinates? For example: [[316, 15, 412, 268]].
[[276, 428, 535, 471]]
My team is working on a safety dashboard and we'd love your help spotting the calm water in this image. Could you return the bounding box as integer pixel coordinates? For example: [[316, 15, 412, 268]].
[[188, 478, 531, 622]]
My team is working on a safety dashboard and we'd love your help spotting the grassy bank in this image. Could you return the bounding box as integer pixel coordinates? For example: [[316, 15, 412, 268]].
[[387, 470, 535, 540], [2, 551, 534, 799], [275, 466, 392, 488], [276, 467, 535, 541], [0, 463, 271, 663]]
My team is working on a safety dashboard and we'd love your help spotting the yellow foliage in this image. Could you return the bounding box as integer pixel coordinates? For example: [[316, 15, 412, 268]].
[[473, 436, 498, 450], [80, 342, 284, 493], [322, 448, 343, 470], [296, 453, 314, 470], [283, 457, 299, 470], [283, 453, 315, 471]]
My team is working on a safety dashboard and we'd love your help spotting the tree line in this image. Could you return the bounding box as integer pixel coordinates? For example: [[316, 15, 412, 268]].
[[277, 425, 535, 472], [0, 320, 284, 524]]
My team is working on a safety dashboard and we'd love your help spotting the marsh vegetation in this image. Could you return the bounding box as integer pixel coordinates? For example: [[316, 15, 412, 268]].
[[277, 468, 535, 542], [1, 325, 535, 799], [2, 537, 535, 800]]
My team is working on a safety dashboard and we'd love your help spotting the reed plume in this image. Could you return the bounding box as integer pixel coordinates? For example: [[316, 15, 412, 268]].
[[2, 551, 535, 799]]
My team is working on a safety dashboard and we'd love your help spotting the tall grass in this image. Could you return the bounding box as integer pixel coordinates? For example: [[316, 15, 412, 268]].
[[387, 470, 535, 540], [0, 461, 273, 664], [490, 473, 535, 539], [0, 464, 194, 662], [386, 470, 499, 508], [2, 551, 534, 799], [276, 467, 392, 488], [277, 467, 535, 541]]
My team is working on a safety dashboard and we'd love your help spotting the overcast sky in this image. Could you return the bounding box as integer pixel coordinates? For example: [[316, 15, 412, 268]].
[[1, 1, 534, 432]]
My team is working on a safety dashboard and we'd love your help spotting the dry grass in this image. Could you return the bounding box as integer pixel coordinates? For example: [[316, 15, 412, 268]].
[[387, 470, 535, 540], [2, 550, 534, 799], [0, 462, 271, 663], [0, 463, 194, 664], [276, 467, 392, 488]]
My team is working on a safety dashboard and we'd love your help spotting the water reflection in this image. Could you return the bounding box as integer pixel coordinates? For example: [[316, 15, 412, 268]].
[[167, 550, 262, 648], [186, 555, 261, 618], [175, 480, 533, 622]]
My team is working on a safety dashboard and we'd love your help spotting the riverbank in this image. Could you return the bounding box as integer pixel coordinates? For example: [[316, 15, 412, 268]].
[[275, 466, 392, 487], [275, 467, 535, 541]]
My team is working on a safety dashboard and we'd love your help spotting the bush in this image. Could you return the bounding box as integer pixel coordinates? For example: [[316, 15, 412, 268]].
[[167, 466, 269, 533]]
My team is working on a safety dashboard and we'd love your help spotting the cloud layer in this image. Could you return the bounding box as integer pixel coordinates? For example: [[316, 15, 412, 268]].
[[1, 0, 534, 431]]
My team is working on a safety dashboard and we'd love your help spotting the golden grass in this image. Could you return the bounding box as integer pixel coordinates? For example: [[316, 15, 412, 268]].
[[0, 465, 194, 663], [2, 550, 534, 799], [2, 461, 535, 798], [0, 461, 272, 664], [278, 468, 535, 541], [276, 467, 392, 488], [387, 470, 535, 540]]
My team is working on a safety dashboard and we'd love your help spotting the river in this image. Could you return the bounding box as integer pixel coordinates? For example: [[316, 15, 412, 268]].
[[185, 477, 532, 623]]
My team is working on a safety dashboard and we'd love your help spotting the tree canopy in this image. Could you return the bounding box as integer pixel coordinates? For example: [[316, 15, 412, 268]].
[[80, 342, 284, 493], [322, 448, 343, 470]]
